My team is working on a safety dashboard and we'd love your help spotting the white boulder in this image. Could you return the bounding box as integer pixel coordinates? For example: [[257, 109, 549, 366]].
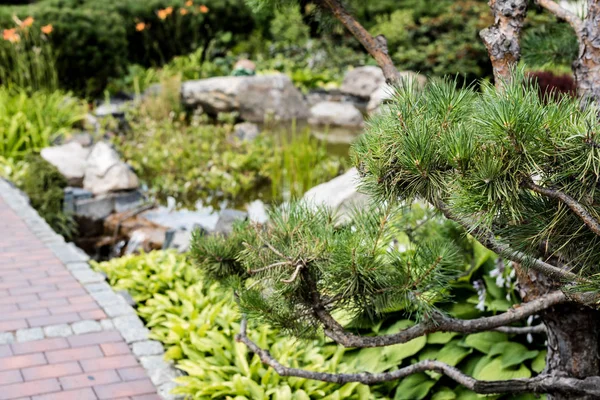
[[41, 142, 90, 186], [83, 142, 138, 195], [308, 101, 364, 128]]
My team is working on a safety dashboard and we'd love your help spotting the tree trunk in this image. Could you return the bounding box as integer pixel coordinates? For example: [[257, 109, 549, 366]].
[[517, 267, 600, 400], [480, 0, 528, 88], [573, 0, 600, 104]]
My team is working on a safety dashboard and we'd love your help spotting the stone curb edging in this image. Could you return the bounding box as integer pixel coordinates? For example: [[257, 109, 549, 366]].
[[0, 179, 182, 400]]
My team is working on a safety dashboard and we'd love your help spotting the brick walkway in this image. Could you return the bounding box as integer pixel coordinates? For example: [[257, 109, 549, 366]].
[[0, 180, 171, 400]]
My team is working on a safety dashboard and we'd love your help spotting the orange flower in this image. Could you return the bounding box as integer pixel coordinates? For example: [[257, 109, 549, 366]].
[[19, 16, 34, 29], [157, 9, 168, 20], [41, 24, 53, 35], [198, 4, 209, 13], [185, 0, 193, 6], [180, 8, 188, 15], [165, 7, 174, 15], [3, 28, 20, 43], [135, 22, 146, 31]]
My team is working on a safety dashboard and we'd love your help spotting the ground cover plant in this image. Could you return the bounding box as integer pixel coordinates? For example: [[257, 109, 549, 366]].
[[96, 200, 545, 399]]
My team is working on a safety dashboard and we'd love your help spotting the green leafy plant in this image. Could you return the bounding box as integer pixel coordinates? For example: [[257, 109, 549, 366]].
[[0, 86, 86, 159], [17, 154, 77, 239]]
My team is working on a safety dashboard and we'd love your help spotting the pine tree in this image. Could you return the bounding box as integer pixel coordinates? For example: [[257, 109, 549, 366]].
[[192, 1, 600, 398]]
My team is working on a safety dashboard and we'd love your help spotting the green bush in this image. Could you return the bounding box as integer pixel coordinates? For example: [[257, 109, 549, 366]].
[[17, 154, 77, 239]]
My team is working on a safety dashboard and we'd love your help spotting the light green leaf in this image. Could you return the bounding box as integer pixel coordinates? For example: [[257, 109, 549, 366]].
[[393, 373, 436, 400], [428, 332, 458, 344], [463, 332, 508, 354], [473, 357, 532, 381], [431, 387, 457, 400], [488, 342, 539, 368], [532, 350, 546, 373]]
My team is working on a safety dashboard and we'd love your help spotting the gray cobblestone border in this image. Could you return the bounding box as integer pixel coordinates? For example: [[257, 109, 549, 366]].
[[0, 179, 182, 400]]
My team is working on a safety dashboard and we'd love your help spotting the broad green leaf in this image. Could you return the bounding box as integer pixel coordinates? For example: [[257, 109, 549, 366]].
[[473, 357, 532, 381], [393, 373, 436, 400], [427, 332, 458, 344], [532, 350, 547, 373], [483, 275, 504, 300], [462, 332, 508, 354], [431, 387, 457, 400], [488, 342, 539, 368]]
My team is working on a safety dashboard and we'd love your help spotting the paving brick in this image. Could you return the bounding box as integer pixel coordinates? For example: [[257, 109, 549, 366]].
[[28, 313, 80, 328], [45, 345, 103, 363], [0, 378, 60, 400], [0, 344, 12, 357], [67, 295, 95, 304], [18, 298, 69, 310], [79, 310, 107, 320], [0, 333, 15, 345], [72, 320, 102, 335], [51, 302, 98, 315], [0, 370, 22, 385], [0, 294, 37, 306], [0, 319, 28, 332], [15, 327, 44, 343], [10, 284, 56, 296], [93, 379, 156, 399], [0, 304, 18, 314], [117, 367, 148, 382], [60, 369, 121, 390], [81, 355, 139, 373], [22, 362, 82, 381], [67, 331, 123, 348], [100, 342, 130, 357], [11, 338, 69, 355], [0, 279, 30, 290], [0, 353, 46, 371], [0, 309, 49, 322], [31, 388, 97, 400], [132, 395, 162, 400], [43, 324, 73, 338], [39, 288, 87, 300]]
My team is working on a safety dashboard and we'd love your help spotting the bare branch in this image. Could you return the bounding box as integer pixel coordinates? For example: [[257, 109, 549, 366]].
[[495, 324, 547, 334], [236, 317, 600, 395], [523, 180, 600, 238], [317, 0, 400, 83], [535, 0, 583, 37], [434, 201, 580, 282], [318, 290, 566, 348], [281, 263, 303, 283]]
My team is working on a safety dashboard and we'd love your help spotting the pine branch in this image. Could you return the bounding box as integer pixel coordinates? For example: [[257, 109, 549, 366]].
[[523, 179, 600, 238], [316, 0, 400, 83], [434, 201, 580, 283], [535, 0, 583, 37], [316, 290, 566, 348], [236, 317, 600, 395]]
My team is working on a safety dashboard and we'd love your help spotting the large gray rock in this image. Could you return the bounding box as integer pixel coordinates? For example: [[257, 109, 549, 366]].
[[214, 209, 248, 235], [83, 142, 139, 195], [308, 101, 364, 128], [340, 66, 386, 98], [233, 122, 260, 141], [302, 168, 369, 223], [41, 142, 90, 186], [181, 74, 309, 122]]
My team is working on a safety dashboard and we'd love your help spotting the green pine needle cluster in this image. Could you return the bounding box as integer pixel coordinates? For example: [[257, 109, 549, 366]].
[[192, 202, 470, 337], [353, 69, 600, 281]]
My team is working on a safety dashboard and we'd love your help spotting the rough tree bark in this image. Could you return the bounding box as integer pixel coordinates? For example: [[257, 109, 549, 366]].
[[536, 0, 600, 103], [480, 0, 528, 87], [479, 1, 600, 398]]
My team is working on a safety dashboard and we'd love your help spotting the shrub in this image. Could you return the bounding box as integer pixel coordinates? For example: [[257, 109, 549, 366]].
[[17, 154, 77, 239], [0, 86, 87, 159]]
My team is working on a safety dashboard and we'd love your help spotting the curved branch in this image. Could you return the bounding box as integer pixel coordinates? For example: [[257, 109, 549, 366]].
[[434, 201, 580, 282], [495, 324, 547, 334], [535, 0, 583, 37], [236, 318, 600, 395], [317, 0, 400, 83], [319, 290, 566, 348], [523, 180, 600, 238]]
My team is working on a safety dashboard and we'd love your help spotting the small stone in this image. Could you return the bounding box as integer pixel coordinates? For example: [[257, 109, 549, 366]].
[[72, 320, 102, 335], [113, 315, 149, 343], [16, 328, 44, 342], [66, 262, 91, 271], [100, 319, 115, 330], [157, 381, 183, 400], [0, 332, 15, 344], [72, 269, 106, 284], [233, 122, 260, 141], [140, 356, 179, 385], [92, 291, 125, 307], [85, 282, 112, 293], [132, 340, 164, 357], [104, 304, 136, 318], [43, 324, 73, 338]]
